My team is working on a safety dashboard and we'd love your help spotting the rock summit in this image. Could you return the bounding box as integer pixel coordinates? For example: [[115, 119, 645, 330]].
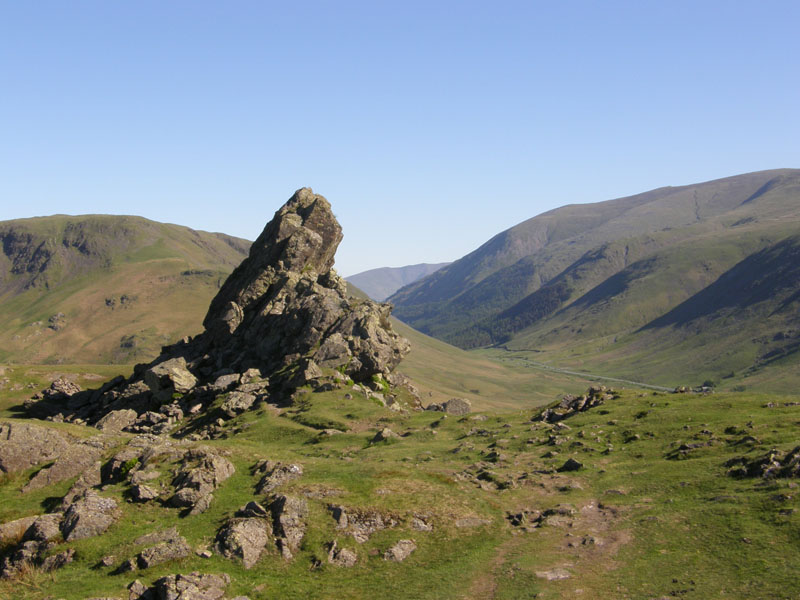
[[29, 188, 412, 434]]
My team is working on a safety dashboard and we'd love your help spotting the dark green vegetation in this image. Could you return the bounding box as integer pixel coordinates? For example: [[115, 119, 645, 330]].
[[2, 380, 799, 599], [390, 169, 800, 392], [346, 262, 450, 301], [0, 215, 250, 364]]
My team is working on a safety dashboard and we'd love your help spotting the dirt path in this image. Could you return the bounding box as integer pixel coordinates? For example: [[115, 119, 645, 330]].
[[464, 535, 524, 600]]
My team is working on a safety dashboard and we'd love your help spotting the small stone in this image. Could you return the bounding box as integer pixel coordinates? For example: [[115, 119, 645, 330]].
[[384, 539, 416, 562]]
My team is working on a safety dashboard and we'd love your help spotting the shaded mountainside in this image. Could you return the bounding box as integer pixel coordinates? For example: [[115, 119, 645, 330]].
[[346, 262, 450, 301], [391, 169, 800, 389], [0, 215, 250, 364]]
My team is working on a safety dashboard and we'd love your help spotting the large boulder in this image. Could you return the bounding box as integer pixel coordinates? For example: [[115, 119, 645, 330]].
[[270, 494, 308, 559], [61, 490, 119, 541], [0, 422, 71, 474], [214, 518, 271, 569]]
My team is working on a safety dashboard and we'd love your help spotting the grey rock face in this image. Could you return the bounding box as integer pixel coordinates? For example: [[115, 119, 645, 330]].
[[0, 422, 71, 474], [327, 540, 357, 567], [255, 460, 303, 494], [220, 391, 256, 418], [130, 572, 231, 600], [384, 539, 417, 562], [329, 505, 399, 543], [96, 409, 139, 432], [426, 397, 472, 416], [23, 439, 105, 493], [144, 357, 198, 399], [61, 490, 118, 541], [214, 518, 270, 569], [270, 494, 308, 559], [135, 533, 192, 570], [200, 188, 410, 382], [169, 448, 235, 513], [24, 513, 63, 542]]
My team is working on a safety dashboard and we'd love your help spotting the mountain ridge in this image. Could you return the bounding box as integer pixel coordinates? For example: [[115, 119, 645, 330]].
[[390, 168, 800, 390]]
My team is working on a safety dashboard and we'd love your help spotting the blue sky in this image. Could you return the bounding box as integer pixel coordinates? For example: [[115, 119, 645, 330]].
[[1, 1, 798, 275]]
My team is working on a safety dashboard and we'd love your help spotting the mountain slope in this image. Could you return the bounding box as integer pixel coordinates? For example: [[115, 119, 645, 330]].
[[346, 262, 450, 301], [390, 169, 800, 389], [0, 215, 250, 364]]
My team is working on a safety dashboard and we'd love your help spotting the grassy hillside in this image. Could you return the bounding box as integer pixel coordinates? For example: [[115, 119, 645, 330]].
[[390, 169, 800, 391], [2, 379, 799, 598], [0, 215, 250, 364]]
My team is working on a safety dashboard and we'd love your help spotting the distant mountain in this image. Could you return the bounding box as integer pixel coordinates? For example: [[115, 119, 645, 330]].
[[346, 262, 450, 301], [0, 215, 250, 364], [390, 169, 800, 390]]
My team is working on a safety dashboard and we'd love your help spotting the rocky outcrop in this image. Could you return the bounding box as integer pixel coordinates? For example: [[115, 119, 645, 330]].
[[121, 528, 192, 572], [536, 386, 616, 423], [255, 460, 303, 494], [214, 517, 271, 569], [425, 398, 472, 416], [169, 448, 235, 515], [129, 572, 231, 600], [384, 539, 416, 562], [22, 437, 108, 493], [327, 540, 357, 567], [60, 490, 119, 541], [726, 446, 800, 479], [0, 422, 72, 474], [26, 189, 412, 435], [328, 505, 399, 543], [270, 494, 307, 560]]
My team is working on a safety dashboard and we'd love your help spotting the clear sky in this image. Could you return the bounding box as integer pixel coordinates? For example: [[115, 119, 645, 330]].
[[1, 1, 798, 276]]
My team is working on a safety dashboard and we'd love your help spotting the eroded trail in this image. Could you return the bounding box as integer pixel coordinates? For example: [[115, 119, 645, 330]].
[[464, 480, 630, 599]]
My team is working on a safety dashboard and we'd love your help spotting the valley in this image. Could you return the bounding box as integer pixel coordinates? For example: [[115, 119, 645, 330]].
[[0, 181, 797, 599]]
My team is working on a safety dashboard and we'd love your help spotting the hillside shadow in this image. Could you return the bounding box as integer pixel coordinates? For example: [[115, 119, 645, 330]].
[[641, 236, 800, 330]]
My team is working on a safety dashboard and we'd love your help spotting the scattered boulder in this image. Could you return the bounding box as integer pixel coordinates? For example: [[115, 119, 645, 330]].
[[40, 548, 75, 573], [383, 539, 416, 562], [426, 398, 472, 415], [372, 427, 401, 443], [536, 386, 615, 423], [220, 391, 257, 418], [0, 516, 38, 544], [169, 448, 235, 514], [24, 513, 63, 542], [144, 357, 198, 401], [255, 460, 303, 494], [327, 540, 357, 567], [270, 495, 308, 559], [129, 572, 231, 600], [557, 458, 584, 472], [329, 505, 399, 543], [134, 531, 192, 570], [0, 422, 71, 474], [0, 540, 50, 579], [61, 490, 119, 541], [23, 438, 106, 493], [96, 409, 138, 433], [214, 518, 270, 569], [727, 446, 800, 479]]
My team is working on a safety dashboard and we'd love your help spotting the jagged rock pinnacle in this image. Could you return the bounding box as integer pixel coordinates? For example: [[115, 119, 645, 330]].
[[28, 188, 414, 434]]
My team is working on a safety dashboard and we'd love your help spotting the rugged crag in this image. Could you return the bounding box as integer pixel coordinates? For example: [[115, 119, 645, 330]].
[[28, 188, 413, 435]]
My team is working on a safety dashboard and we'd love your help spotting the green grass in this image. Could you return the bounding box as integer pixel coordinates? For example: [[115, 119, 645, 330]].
[[2, 380, 800, 598]]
